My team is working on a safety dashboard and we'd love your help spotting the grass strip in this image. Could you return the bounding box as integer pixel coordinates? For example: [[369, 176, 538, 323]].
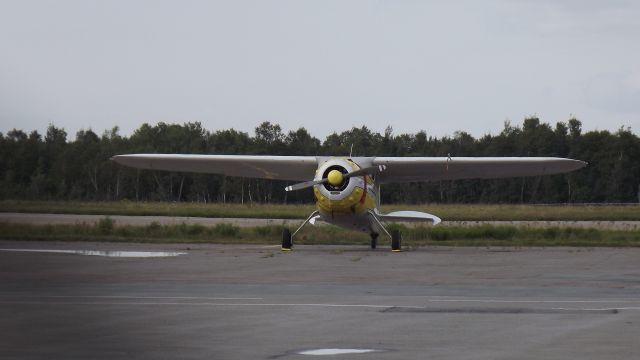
[[2, 218, 640, 247], [2, 200, 640, 221]]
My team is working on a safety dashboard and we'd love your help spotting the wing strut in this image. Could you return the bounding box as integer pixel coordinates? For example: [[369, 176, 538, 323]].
[[367, 209, 392, 240]]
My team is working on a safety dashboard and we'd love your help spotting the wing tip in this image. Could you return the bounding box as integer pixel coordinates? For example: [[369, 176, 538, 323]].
[[567, 158, 588, 170]]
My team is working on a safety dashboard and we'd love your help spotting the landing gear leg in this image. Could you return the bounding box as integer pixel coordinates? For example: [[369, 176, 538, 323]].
[[282, 210, 320, 251], [367, 209, 401, 252], [370, 233, 379, 249]]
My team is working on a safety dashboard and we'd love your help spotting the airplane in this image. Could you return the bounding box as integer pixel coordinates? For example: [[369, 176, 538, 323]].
[[111, 154, 586, 251]]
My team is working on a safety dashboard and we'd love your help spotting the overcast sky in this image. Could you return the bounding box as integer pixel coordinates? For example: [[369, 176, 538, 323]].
[[1, 0, 639, 139]]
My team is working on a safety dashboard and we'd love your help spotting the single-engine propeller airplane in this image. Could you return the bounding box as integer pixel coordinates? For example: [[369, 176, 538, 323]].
[[112, 154, 586, 251]]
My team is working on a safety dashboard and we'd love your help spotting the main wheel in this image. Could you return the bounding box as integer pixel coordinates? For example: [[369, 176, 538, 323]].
[[282, 228, 292, 251], [391, 229, 402, 252], [370, 233, 379, 249]]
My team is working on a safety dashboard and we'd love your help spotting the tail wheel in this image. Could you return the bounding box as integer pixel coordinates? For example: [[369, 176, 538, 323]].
[[282, 228, 292, 251], [391, 229, 402, 252]]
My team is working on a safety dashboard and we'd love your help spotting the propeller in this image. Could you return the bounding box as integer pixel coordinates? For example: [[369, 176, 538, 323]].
[[285, 164, 386, 192]]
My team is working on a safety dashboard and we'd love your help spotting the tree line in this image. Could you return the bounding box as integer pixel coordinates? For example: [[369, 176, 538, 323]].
[[1, 117, 638, 204]]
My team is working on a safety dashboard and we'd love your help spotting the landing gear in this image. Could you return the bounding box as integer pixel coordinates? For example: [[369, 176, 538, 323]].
[[370, 233, 379, 249], [282, 228, 292, 251], [367, 209, 402, 252], [391, 229, 402, 252], [281, 210, 320, 251]]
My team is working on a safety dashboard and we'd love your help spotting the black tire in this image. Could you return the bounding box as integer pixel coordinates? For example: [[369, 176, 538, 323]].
[[391, 229, 401, 252], [282, 228, 292, 251], [370, 233, 378, 249]]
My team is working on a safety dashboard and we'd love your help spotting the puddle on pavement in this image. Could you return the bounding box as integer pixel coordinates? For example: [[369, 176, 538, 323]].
[[0, 249, 187, 258]]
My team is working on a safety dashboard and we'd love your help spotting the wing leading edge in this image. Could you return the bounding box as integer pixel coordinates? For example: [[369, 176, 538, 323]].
[[373, 157, 586, 183], [111, 154, 318, 181]]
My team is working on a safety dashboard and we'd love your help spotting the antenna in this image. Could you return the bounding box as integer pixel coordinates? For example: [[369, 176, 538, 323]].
[[349, 144, 354, 158]]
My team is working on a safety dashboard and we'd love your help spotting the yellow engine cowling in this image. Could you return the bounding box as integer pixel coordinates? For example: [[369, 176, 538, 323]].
[[313, 158, 376, 215]]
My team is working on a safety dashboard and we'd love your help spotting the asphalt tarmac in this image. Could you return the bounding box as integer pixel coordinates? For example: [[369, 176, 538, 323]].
[[1, 241, 639, 359]]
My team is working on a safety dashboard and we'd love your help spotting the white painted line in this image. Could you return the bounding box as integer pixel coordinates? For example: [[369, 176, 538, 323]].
[[1, 301, 639, 312], [3, 295, 638, 308], [4, 294, 637, 304], [0, 301, 415, 309], [0, 295, 263, 300], [298, 348, 379, 356], [551, 307, 640, 311], [422, 298, 640, 304], [0, 249, 186, 257]]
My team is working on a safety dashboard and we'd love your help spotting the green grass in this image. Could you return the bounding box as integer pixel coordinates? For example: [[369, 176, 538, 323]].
[[2, 200, 640, 221], [2, 220, 640, 247], [0, 200, 313, 219]]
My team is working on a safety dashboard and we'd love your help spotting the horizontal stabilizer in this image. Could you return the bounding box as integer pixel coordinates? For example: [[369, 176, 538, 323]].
[[309, 215, 321, 225], [377, 210, 442, 225]]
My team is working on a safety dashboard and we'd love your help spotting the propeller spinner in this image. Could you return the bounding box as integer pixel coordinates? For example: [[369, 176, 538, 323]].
[[327, 170, 344, 187]]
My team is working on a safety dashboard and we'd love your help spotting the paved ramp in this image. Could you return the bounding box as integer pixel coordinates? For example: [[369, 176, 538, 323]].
[[1, 242, 639, 359]]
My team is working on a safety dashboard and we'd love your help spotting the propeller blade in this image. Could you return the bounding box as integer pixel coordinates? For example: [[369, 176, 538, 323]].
[[285, 178, 327, 192], [285, 165, 386, 192], [344, 164, 387, 179]]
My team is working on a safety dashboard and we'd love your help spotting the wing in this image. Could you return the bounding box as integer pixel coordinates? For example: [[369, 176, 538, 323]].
[[111, 154, 318, 181], [373, 157, 586, 183]]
